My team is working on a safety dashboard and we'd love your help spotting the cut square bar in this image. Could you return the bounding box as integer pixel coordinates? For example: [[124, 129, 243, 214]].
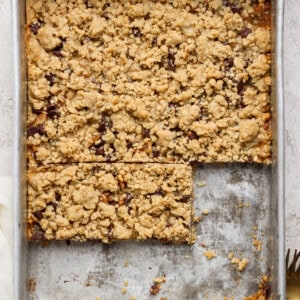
[[27, 163, 195, 244]]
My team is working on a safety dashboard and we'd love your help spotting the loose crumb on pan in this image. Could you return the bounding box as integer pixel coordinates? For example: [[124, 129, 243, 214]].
[[193, 215, 202, 223], [153, 276, 166, 284], [203, 250, 217, 260], [84, 279, 92, 287], [121, 287, 127, 294], [27, 278, 37, 293], [202, 209, 209, 215], [234, 258, 249, 272], [250, 230, 262, 252], [244, 275, 271, 300], [252, 235, 262, 252], [150, 275, 166, 296], [237, 200, 251, 209], [228, 254, 249, 272], [197, 181, 207, 188]]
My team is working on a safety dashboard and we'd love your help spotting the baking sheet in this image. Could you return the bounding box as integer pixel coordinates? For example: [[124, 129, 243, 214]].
[[12, 0, 286, 299]]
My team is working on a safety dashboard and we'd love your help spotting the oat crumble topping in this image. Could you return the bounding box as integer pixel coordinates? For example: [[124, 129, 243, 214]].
[[27, 163, 195, 243], [26, 0, 271, 166]]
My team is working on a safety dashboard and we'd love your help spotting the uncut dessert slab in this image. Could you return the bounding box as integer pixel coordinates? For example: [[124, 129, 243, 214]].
[[26, 0, 271, 165]]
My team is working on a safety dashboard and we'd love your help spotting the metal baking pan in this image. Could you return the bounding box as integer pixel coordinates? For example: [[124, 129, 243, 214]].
[[12, 0, 285, 299]]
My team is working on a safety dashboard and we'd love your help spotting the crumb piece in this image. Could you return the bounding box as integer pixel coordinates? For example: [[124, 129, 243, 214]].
[[190, 227, 196, 244], [27, 278, 36, 293], [150, 276, 166, 296], [160, 298, 168, 300], [253, 237, 262, 252], [230, 257, 249, 272], [237, 200, 251, 209], [202, 209, 209, 215], [237, 201, 244, 208], [228, 252, 234, 260], [150, 283, 160, 295], [253, 226, 258, 231], [85, 280, 92, 286], [199, 243, 206, 248], [244, 275, 271, 300], [124, 281, 128, 287], [197, 181, 206, 187], [95, 298, 101, 300], [203, 250, 216, 260], [153, 276, 166, 284], [121, 287, 127, 294], [124, 260, 129, 267], [193, 215, 202, 223], [237, 258, 249, 272], [129, 297, 136, 300], [251, 233, 262, 252]]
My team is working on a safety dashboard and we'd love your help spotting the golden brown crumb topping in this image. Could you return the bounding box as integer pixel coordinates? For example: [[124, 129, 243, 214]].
[[26, 0, 272, 165], [27, 163, 195, 243]]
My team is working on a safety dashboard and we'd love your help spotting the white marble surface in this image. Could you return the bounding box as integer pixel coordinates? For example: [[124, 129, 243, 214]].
[[0, 1, 298, 295], [0, 2, 14, 298], [284, 0, 300, 251], [0, 0, 13, 177]]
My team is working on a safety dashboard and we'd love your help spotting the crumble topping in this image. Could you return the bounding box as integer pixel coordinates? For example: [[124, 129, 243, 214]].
[[26, 0, 272, 165], [27, 163, 195, 243]]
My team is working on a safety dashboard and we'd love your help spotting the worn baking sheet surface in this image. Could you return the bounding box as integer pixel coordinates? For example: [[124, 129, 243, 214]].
[[27, 164, 272, 299]]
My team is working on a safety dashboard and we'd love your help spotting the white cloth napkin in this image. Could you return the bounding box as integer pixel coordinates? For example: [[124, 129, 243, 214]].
[[0, 177, 13, 300]]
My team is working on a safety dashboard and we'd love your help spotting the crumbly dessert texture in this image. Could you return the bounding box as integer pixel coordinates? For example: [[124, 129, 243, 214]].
[[27, 163, 195, 243], [26, 0, 271, 166]]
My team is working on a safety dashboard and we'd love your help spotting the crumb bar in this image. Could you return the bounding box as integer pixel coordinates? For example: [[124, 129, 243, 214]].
[[27, 163, 195, 243], [26, 0, 272, 165]]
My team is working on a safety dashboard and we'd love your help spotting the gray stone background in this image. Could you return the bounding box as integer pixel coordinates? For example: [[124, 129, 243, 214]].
[[0, 0, 298, 255]]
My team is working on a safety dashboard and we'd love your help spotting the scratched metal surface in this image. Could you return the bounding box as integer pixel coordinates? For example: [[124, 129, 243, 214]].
[[27, 164, 272, 300]]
